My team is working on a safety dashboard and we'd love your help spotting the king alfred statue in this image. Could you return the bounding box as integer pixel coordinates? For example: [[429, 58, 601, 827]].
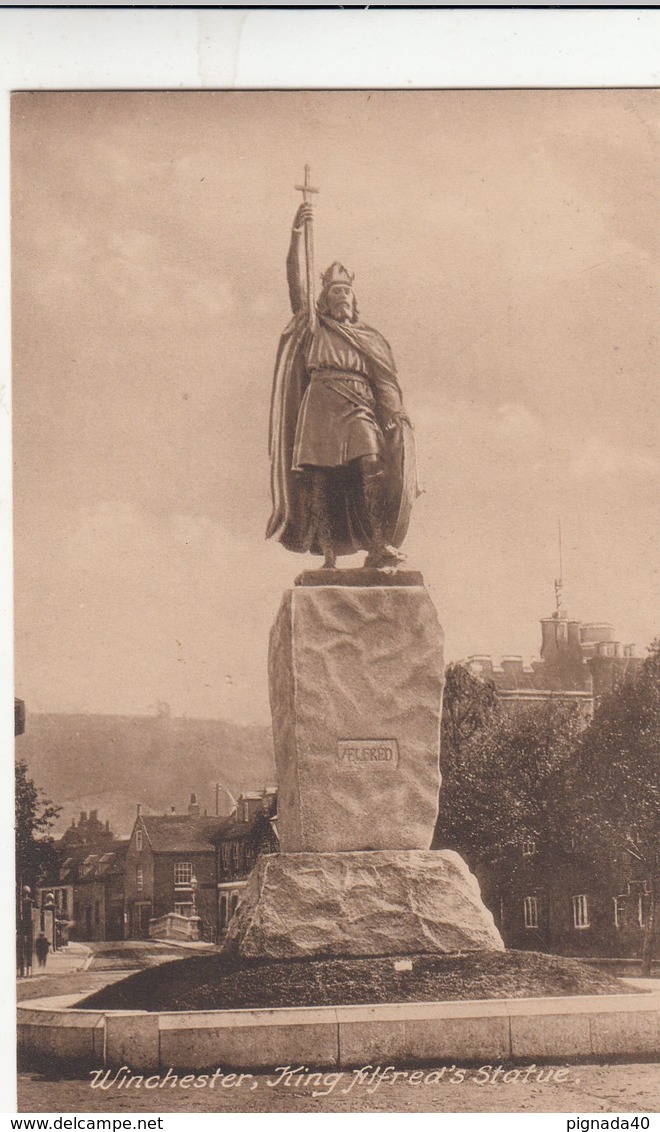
[[267, 170, 417, 570]]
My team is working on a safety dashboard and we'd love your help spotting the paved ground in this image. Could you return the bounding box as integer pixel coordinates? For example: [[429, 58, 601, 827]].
[[17, 939, 217, 1002], [17, 1063, 660, 1113]]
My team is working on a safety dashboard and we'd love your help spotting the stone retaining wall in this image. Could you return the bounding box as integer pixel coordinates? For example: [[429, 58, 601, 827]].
[[17, 993, 660, 1072]]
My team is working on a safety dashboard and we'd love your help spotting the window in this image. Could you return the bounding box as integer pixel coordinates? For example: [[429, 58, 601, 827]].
[[522, 839, 537, 857], [242, 801, 250, 823], [82, 854, 98, 876], [638, 895, 651, 928], [613, 895, 626, 929], [136, 866, 144, 892], [174, 861, 193, 888], [232, 842, 241, 870], [174, 903, 193, 918], [230, 892, 240, 918], [219, 895, 228, 929], [221, 843, 231, 869], [572, 894, 590, 929], [135, 828, 143, 852], [523, 896, 538, 929]]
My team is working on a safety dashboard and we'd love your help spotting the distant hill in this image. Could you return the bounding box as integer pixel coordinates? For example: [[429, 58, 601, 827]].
[[16, 711, 276, 838]]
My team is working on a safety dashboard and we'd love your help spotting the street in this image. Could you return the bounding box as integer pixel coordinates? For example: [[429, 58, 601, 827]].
[[17, 939, 216, 1003]]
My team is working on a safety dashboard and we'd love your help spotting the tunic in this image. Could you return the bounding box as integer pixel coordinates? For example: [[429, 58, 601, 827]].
[[292, 321, 385, 469]]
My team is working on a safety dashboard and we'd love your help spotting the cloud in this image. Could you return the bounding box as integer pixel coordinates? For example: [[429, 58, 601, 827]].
[[416, 400, 545, 483], [568, 436, 660, 483], [491, 403, 543, 446]]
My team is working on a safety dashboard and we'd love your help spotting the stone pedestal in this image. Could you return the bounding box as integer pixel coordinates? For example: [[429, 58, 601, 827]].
[[221, 572, 504, 962], [222, 850, 504, 960], [269, 579, 444, 853]]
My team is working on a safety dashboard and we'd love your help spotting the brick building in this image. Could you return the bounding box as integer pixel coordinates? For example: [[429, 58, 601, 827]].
[[480, 842, 652, 959], [124, 795, 224, 941], [124, 788, 278, 942]]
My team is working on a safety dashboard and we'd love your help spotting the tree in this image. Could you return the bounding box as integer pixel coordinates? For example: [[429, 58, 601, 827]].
[[15, 759, 61, 894], [440, 662, 498, 762], [431, 663, 499, 857], [434, 664, 584, 880], [570, 640, 660, 973]]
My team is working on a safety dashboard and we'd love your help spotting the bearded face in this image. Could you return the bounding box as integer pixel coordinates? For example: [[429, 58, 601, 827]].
[[326, 283, 355, 322]]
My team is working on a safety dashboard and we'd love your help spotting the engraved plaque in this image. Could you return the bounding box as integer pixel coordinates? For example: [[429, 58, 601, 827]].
[[336, 739, 400, 769]]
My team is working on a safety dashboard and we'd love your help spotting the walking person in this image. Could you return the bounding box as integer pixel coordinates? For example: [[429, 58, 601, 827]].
[[34, 931, 50, 969]]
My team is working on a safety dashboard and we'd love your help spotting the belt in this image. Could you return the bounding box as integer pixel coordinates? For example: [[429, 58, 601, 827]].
[[310, 368, 369, 384]]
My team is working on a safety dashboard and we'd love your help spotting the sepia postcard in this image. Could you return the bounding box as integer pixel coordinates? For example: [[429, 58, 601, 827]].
[[6, 14, 660, 1123]]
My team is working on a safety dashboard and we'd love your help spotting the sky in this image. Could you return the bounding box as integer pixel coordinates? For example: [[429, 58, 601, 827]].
[[11, 89, 659, 724]]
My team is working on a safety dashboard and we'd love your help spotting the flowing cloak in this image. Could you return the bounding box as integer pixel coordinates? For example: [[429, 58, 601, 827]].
[[267, 311, 416, 556]]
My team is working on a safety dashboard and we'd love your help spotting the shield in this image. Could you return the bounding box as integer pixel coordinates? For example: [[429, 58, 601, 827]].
[[385, 420, 421, 549]]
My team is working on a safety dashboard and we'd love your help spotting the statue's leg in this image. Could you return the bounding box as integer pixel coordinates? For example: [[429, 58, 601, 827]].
[[310, 468, 336, 569], [360, 454, 406, 569]]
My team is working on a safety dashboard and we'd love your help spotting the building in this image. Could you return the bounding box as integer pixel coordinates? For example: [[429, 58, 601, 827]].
[[481, 841, 652, 959], [464, 597, 641, 720], [60, 809, 116, 850], [38, 813, 128, 942], [461, 591, 648, 958], [124, 794, 224, 942], [214, 788, 278, 934], [124, 788, 278, 943]]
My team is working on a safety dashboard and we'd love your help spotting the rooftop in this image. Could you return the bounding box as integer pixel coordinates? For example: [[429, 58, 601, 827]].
[[140, 814, 228, 853]]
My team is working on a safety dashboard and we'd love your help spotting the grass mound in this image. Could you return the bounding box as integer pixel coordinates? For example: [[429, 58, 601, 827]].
[[79, 949, 639, 1013]]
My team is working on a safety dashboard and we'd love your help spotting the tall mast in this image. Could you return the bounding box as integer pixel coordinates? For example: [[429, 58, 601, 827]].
[[554, 517, 564, 617]]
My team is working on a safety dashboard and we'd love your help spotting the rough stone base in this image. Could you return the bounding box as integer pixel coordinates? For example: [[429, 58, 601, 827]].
[[221, 850, 504, 961], [270, 582, 444, 853]]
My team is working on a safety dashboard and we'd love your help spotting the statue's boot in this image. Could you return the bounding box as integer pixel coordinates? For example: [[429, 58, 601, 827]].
[[309, 469, 337, 569], [362, 467, 406, 569]]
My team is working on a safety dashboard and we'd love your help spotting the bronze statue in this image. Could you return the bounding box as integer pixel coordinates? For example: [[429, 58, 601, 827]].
[[267, 169, 417, 570]]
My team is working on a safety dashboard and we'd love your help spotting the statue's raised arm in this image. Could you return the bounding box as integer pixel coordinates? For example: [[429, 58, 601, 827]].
[[286, 204, 312, 316]]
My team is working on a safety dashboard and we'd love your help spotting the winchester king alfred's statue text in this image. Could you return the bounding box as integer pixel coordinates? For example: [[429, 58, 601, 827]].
[[267, 168, 417, 570]]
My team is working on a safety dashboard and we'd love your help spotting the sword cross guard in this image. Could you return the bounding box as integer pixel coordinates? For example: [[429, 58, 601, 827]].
[[295, 163, 319, 202]]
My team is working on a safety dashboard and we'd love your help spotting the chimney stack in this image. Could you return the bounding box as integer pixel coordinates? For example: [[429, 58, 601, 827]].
[[188, 792, 201, 818]]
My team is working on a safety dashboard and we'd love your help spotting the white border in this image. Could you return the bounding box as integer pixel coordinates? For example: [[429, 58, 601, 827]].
[[3, 6, 659, 1122], [2, 10, 660, 90]]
